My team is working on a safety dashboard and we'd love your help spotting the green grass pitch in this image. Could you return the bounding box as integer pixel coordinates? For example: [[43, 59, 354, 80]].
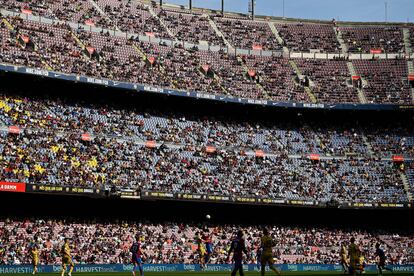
[[0, 272, 409, 276]]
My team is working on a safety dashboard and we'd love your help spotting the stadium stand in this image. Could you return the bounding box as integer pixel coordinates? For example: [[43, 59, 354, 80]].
[[365, 126, 414, 157], [0, 219, 413, 265], [1, 2, 414, 274], [410, 27, 414, 52], [0, 19, 43, 68], [242, 55, 309, 102], [96, 0, 169, 38], [212, 16, 280, 51], [0, 1, 411, 54], [275, 22, 340, 53], [0, 0, 109, 27], [340, 26, 404, 54], [352, 59, 412, 104], [0, 90, 412, 203], [407, 162, 414, 194], [0, 90, 411, 157], [294, 59, 358, 103], [156, 7, 226, 46], [1, 4, 414, 104]]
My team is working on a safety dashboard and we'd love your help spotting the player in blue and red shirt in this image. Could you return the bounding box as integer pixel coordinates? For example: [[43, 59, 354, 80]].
[[203, 229, 213, 264], [130, 235, 144, 276], [256, 246, 263, 270], [227, 230, 248, 276], [375, 243, 392, 275]]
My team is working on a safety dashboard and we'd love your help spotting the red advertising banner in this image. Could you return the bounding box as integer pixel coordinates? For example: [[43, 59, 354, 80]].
[[370, 49, 382, 54], [145, 32, 155, 37], [309, 154, 320, 161], [86, 47, 95, 55], [21, 8, 32, 14], [145, 140, 157, 148], [85, 19, 95, 26], [248, 69, 256, 77], [351, 75, 360, 80], [148, 57, 156, 65], [205, 146, 216, 153], [202, 64, 209, 73], [81, 133, 91, 141], [0, 182, 26, 193], [252, 44, 263, 50], [255, 150, 265, 157], [21, 35, 30, 44], [8, 126, 21, 134], [408, 74, 414, 81], [392, 155, 404, 162]]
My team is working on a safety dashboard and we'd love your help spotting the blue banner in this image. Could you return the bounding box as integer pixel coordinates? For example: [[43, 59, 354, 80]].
[[1, 264, 413, 273], [1, 63, 413, 112]]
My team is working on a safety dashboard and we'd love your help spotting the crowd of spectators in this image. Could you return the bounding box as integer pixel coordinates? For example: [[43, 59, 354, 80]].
[[407, 162, 414, 195], [97, 0, 170, 38], [340, 26, 404, 54], [294, 59, 358, 103], [242, 55, 309, 102], [1, 12, 413, 104], [0, 0, 409, 54], [353, 59, 412, 104], [0, 0, 110, 27], [366, 126, 414, 157], [0, 4, 413, 269], [0, 90, 412, 157], [410, 27, 414, 51], [0, 19, 44, 68], [276, 22, 340, 53], [212, 16, 280, 51], [157, 8, 226, 46], [0, 130, 407, 203], [0, 90, 412, 203], [1, 4, 414, 204], [0, 219, 413, 265]]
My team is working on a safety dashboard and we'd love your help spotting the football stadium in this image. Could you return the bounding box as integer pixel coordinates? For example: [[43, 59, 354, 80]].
[[0, 0, 414, 275]]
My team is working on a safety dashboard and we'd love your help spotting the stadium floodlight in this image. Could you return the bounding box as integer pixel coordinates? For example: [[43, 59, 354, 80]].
[[248, 0, 256, 19], [384, 2, 388, 22]]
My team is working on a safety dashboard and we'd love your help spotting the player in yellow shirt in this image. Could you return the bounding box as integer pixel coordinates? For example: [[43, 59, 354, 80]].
[[61, 238, 74, 276], [195, 232, 207, 270], [358, 253, 366, 274], [260, 228, 282, 276], [30, 244, 39, 275], [340, 242, 348, 275], [348, 237, 360, 276]]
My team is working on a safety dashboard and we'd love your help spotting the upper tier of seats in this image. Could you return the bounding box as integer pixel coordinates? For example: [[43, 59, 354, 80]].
[[0, 0, 413, 54], [1, 15, 413, 105]]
